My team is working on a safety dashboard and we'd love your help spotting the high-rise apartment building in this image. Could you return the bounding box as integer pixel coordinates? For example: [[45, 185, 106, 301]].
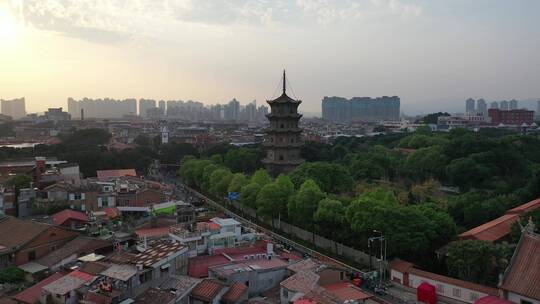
[[509, 99, 518, 110], [500, 100, 509, 110], [67, 98, 137, 119], [322, 96, 400, 122], [466, 98, 476, 113], [490, 101, 499, 109], [139, 99, 156, 117], [224, 98, 240, 121], [1, 98, 26, 119], [477, 99, 487, 116], [158, 100, 166, 113]]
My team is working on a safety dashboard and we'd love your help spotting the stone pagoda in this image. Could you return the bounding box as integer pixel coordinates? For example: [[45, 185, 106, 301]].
[[262, 70, 304, 176]]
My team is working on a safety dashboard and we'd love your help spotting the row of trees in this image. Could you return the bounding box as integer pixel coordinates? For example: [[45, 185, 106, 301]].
[[180, 157, 456, 261]]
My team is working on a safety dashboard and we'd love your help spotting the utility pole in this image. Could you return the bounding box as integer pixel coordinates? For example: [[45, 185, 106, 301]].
[[373, 230, 384, 286]]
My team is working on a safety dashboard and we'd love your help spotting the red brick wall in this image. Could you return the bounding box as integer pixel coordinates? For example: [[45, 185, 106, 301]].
[[15, 227, 79, 265]]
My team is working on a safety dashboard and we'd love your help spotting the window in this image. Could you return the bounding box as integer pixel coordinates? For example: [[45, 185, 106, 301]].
[[520, 300, 532, 304], [452, 288, 461, 298], [470, 293, 479, 302], [436, 284, 444, 293], [279, 155, 284, 160], [28, 251, 36, 261], [139, 271, 152, 284], [280, 124, 284, 129], [340, 272, 344, 280], [245, 281, 250, 287], [283, 289, 288, 298]]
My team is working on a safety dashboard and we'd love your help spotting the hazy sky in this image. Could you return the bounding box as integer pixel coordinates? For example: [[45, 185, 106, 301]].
[[1, 0, 539, 115]]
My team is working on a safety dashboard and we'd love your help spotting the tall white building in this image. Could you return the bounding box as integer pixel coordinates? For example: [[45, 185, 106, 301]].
[[477, 99, 487, 116], [139, 99, 156, 117], [67, 98, 137, 119], [509, 99, 518, 110], [500, 100, 509, 110], [1, 98, 26, 119], [465, 98, 475, 113]]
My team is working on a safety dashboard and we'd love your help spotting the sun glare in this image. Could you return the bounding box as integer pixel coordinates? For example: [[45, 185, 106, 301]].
[[0, 7, 21, 42]]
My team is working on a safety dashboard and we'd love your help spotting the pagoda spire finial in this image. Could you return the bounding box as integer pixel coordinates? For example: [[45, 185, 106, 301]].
[[283, 69, 286, 94]]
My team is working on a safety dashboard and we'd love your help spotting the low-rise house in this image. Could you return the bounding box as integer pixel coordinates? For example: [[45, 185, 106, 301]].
[[13, 272, 67, 304], [0, 216, 79, 268], [32, 236, 112, 272], [221, 282, 248, 304], [43, 183, 100, 212], [97, 169, 137, 182], [52, 209, 89, 229], [389, 259, 498, 304], [280, 259, 368, 304], [160, 275, 201, 304], [209, 256, 289, 297], [41, 270, 95, 304], [169, 217, 245, 256], [190, 279, 228, 304], [500, 231, 540, 304]]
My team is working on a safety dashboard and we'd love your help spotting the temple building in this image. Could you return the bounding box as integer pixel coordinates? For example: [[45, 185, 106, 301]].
[[262, 71, 304, 176]]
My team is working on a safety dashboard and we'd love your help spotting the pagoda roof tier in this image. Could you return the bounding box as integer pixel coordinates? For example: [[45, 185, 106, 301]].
[[267, 93, 302, 105], [266, 113, 302, 119], [264, 128, 303, 134]]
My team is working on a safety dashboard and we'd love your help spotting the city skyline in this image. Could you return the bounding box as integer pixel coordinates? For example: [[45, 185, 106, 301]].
[[1, 0, 540, 115]]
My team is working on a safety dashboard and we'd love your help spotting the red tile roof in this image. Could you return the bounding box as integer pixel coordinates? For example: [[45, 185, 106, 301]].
[[69, 270, 95, 282], [389, 259, 414, 273], [52, 209, 89, 226], [459, 197, 540, 242], [322, 283, 371, 301], [0, 216, 50, 251], [134, 227, 171, 239], [506, 198, 540, 214], [84, 291, 112, 304], [103, 207, 120, 219], [458, 214, 519, 242], [222, 282, 248, 303], [500, 232, 540, 300], [97, 169, 137, 181], [190, 279, 225, 302], [188, 254, 231, 278], [13, 272, 66, 304]]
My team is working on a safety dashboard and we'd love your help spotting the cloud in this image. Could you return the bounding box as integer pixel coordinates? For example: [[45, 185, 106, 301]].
[[10, 0, 422, 44]]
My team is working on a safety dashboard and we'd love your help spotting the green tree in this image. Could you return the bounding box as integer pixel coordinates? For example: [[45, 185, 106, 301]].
[[256, 175, 295, 220], [240, 183, 261, 209], [288, 179, 326, 227], [446, 240, 513, 286], [403, 145, 448, 181], [289, 162, 353, 193], [0, 266, 25, 283], [314, 198, 346, 237], [224, 148, 260, 173], [209, 168, 233, 198], [228, 173, 248, 194], [7, 174, 33, 191], [250, 169, 272, 187]]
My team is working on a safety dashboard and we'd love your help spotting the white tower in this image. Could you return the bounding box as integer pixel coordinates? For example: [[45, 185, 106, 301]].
[[161, 125, 169, 144]]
